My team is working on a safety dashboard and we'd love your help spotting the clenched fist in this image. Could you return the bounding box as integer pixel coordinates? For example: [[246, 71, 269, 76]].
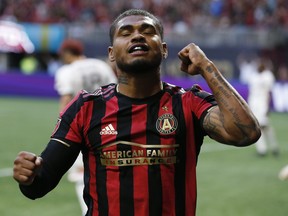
[[178, 43, 210, 76], [13, 151, 43, 185]]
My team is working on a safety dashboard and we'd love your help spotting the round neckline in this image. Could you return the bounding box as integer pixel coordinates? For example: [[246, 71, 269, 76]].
[[115, 82, 165, 105]]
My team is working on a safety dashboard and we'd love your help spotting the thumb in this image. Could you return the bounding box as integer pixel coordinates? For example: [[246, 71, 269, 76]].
[[31, 157, 43, 178], [35, 156, 43, 167]]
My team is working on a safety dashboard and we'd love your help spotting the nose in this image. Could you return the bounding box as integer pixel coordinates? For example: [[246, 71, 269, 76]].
[[131, 31, 145, 43]]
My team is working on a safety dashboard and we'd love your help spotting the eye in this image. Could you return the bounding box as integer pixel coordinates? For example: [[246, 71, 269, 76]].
[[121, 31, 131, 36], [143, 28, 156, 35], [143, 31, 154, 35]]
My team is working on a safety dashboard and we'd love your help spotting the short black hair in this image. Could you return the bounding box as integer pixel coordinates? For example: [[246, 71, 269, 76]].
[[109, 9, 164, 45]]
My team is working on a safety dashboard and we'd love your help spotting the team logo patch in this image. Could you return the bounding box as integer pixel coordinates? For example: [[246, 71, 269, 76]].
[[156, 114, 178, 134]]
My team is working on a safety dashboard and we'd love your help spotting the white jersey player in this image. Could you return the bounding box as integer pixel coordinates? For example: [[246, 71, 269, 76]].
[[55, 58, 117, 108], [247, 60, 279, 156], [55, 39, 117, 111]]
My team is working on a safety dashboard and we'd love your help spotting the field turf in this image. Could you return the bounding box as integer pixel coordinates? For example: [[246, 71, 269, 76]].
[[0, 97, 287, 216]]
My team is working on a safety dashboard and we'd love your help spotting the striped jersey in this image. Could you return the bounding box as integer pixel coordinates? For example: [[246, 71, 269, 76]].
[[51, 82, 217, 216]]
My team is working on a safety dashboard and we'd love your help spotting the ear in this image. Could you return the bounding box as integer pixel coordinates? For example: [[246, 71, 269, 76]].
[[108, 46, 115, 62], [162, 42, 168, 59]]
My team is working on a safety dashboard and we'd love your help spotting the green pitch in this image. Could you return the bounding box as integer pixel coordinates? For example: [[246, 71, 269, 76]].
[[0, 97, 287, 216]]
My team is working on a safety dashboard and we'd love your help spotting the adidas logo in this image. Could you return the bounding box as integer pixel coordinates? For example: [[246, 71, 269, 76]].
[[100, 124, 118, 135]]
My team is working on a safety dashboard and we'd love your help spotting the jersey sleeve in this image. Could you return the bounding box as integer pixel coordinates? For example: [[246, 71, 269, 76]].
[[54, 66, 74, 96], [186, 84, 217, 121], [51, 91, 86, 144]]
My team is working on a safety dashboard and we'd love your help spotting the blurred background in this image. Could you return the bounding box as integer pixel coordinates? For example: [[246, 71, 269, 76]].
[[0, 0, 288, 105], [0, 0, 288, 216]]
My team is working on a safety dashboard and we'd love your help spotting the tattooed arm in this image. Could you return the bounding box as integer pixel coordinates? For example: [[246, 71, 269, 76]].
[[178, 43, 261, 146]]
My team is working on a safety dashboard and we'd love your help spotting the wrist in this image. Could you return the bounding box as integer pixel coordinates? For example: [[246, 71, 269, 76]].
[[199, 60, 214, 76]]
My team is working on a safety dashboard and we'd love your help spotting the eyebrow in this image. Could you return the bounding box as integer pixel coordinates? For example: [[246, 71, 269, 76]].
[[118, 23, 157, 33]]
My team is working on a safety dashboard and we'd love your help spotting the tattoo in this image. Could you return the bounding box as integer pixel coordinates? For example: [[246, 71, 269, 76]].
[[213, 91, 230, 108], [234, 122, 256, 144], [204, 106, 258, 145], [203, 109, 227, 143], [206, 65, 214, 73], [218, 86, 231, 98], [228, 108, 241, 122], [118, 75, 129, 84], [203, 66, 259, 145]]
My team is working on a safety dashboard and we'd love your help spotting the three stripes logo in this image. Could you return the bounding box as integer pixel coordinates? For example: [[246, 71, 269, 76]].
[[100, 124, 118, 135]]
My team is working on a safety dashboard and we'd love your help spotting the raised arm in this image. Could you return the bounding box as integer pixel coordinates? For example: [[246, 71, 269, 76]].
[[178, 43, 261, 146]]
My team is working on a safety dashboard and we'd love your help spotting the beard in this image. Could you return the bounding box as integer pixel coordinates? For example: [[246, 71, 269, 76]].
[[116, 53, 162, 74]]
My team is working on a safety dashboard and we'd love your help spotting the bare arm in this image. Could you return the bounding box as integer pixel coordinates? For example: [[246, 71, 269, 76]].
[[178, 43, 261, 146], [59, 94, 73, 112]]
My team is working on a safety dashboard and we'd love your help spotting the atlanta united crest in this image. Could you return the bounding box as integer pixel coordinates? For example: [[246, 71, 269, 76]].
[[156, 114, 178, 134]]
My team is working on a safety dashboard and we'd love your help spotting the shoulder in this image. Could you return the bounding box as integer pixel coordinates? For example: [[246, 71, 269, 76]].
[[163, 82, 186, 95], [55, 64, 75, 80], [163, 82, 213, 99], [75, 58, 109, 67], [62, 84, 116, 115], [56, 64, 71, 75], [75, 58, 115, 73], [81, 83, 117, 101]]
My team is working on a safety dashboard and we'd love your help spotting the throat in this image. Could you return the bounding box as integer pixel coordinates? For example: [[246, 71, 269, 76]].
[[116, 82, 163, 99]]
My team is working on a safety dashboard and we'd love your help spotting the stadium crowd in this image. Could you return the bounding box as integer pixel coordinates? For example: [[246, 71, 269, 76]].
[[0, 0, 287, 80], [0, 0, 287, 32]]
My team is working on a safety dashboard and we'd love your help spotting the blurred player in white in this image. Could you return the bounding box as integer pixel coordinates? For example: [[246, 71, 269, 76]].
[[55, 39, 117, 111], [55, 39, 117, 215], [247, 58, 279, 156], [237, 52, 258, 85]]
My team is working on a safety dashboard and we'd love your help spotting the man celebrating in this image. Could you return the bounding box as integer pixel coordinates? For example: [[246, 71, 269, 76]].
[[13, 9, 260, 216]]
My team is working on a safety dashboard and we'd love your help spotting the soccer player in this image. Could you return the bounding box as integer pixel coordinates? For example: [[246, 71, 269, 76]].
[[13, 9, 261, 216], [246, 58, 279, 156], [55, 39, 117, 111]]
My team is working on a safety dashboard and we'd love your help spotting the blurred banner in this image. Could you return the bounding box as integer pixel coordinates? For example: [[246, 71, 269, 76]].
[[21, 23, 66, 52], [0, 73, 287, 112], [0, 21, 34, 53]]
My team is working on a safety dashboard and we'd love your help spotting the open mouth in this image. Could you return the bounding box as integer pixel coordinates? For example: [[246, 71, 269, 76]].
[[128, 44, 149, 53]]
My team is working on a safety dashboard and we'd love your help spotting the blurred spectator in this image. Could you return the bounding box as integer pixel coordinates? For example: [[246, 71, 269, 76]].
[[276, 65, 288, 81], [236, 52, 258, 84], [0, 0, 287, 29], [246, 57, 279, 157]]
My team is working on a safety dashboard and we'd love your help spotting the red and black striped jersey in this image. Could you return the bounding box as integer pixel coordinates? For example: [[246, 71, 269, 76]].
[[51, 82, 217, 216]]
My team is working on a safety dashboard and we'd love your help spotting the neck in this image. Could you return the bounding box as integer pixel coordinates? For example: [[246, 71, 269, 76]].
[[68, 55, 85, 64], [116, 70, 162, 98]]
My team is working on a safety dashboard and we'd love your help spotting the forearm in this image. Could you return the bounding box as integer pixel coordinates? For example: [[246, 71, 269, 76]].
[[19, 140, 80, 199], [19, 163, 58, 199], [201, 61, 260, 145], [59, 95, 73, 112]]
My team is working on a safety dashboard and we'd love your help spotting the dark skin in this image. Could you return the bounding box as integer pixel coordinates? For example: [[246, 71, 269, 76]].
[[108, 16, 167, 99], [13, 15, 261, 186]]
